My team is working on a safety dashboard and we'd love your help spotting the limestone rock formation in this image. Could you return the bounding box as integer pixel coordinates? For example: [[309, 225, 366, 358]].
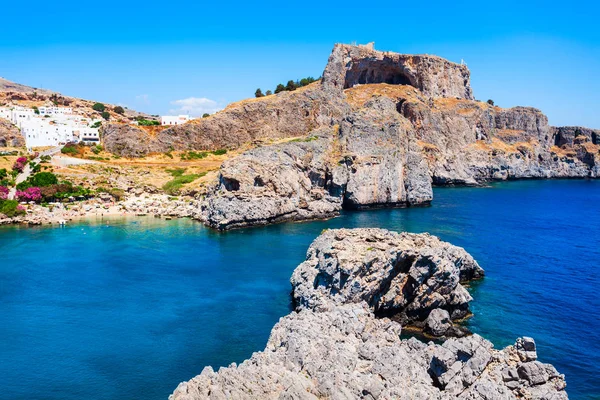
[[291, 229, 483, 329], [198, 45, 598, 230], [201, 97, 433, 229], [0, 118, 25, 147], [322, 43, 474, 100], [170, 229, 567, 399]]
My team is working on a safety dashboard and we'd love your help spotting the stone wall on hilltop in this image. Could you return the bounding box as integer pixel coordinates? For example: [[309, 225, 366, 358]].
[[322, 43, 474, 100]]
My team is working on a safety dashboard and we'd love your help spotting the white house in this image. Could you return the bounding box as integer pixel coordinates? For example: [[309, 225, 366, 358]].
[[0, 104, 101, 148], [161, 115, 191, 126], [38, 106, 73, 116], [0, 107, 11, 120]]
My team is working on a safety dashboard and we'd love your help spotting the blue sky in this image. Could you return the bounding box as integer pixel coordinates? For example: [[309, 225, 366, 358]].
[[1, 0, 598, 127]]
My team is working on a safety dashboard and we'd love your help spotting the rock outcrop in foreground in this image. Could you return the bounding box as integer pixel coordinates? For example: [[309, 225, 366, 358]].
[[171, 229, 567, 399], [291, 229, 483, 335]]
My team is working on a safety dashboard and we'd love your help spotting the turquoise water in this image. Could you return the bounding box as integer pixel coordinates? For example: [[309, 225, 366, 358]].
[[0, 180, 598, 399]]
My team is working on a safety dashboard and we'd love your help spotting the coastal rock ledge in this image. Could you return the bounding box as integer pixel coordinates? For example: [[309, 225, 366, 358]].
[[171, 229, 567, 400]]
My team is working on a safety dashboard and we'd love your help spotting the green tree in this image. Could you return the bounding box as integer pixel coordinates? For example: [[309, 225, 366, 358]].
[[113, 106, 125, 114], [299, 77, 316, 87], [487, 99, 494, 106], [274, 84, 285, 94], [32, 106, 40, 114], [202, 113, 210, 118], [255, 88, 264, 98], [101, 111, 110, 120], [29, 172, 58, 187], [285, 80, 296, 91], [92, 103, 106, 112], [265, 90, 272, 96]]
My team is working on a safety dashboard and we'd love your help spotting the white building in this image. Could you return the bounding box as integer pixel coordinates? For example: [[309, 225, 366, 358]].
[[161, 115, 191, 126], [38, 106, 73, 116], [0, 105, 101, 148]]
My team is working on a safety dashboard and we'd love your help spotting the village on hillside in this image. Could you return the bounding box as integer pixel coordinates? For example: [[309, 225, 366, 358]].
[[0, 102, 192, 150]]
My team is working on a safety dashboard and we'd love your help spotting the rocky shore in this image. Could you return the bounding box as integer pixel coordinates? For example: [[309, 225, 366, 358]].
[[0, 193, 202, 226], [170, 228, 568, 399]]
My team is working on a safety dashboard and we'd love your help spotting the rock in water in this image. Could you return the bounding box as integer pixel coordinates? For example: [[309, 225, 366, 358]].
[[425, 308, 453, 337], [291, 228, 483, 328], [170, 229, 567, 399]]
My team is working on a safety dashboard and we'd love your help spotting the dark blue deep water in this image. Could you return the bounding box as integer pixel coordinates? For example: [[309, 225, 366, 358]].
[[1, 180, 599, 400]]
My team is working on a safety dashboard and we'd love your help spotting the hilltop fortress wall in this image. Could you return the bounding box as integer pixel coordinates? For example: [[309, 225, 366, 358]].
[[322, 43, 474, 100]]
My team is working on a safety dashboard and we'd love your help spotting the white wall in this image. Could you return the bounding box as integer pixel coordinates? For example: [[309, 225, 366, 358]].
[[161, 115, 191, 126]]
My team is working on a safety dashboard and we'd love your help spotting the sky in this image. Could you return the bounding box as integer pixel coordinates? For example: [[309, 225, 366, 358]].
[[1, 0, 598, 127]]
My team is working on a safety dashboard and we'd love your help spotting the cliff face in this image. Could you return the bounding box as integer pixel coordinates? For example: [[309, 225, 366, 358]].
[[103, 83, 348, 156], [322, 43, 474, 100], [201, 97, 433, 230], [170, 229, 567, 400], [201, 82, 598, 229], [0, 118, 24, 147], [99, 43, 598, 228]]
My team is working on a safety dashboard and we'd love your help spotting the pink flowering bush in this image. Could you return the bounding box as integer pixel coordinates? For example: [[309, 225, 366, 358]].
[[12, 157, 28, 173], [16, 187, 42, 202], [0, 186, 8, 200]]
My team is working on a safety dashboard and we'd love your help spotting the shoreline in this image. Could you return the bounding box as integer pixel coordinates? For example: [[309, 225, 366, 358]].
[[0, 193, 203, 226]]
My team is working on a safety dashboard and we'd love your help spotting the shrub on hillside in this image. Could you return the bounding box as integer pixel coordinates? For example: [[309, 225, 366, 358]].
[[91, 145, 103, 154], [16, 187, 42, 202], [113, 106, 125, 114], [162, 173, 205, 194], [487, 99, 494, 106], [101, 111, 110, 120], [61, 145, 78, 155], [274, 84, 285, 94], [255, 88, 264, 98], [29, 172, 59, 187], [12, 157, 28, 173], [92, 103, 106, 112], [91, 121, 102, 129], [0, 200, 26, 217]]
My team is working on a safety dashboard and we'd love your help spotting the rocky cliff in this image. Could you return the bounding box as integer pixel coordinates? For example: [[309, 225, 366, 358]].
[[96, 43, 598, 229], [196, 44, 598, 230], [321, 43, 474, 100], [103, 83, 348, 156], [0, 118, 25, 147], [170, 229, 567, 399]]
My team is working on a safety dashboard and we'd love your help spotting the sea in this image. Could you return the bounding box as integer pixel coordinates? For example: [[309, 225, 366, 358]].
[[0, 179, 598, 399]]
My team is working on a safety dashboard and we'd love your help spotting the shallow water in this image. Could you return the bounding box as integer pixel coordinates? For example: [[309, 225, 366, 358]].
[[0, 180, 598, 399]]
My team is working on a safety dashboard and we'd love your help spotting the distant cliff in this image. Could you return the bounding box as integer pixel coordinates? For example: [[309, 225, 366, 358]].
[[195, 44, 598, 229], [98, 43, 599, 229]]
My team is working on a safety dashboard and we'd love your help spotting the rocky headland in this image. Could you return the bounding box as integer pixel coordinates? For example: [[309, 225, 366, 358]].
[[103, 42, 594, 230], [170, 228, 567, 399]]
